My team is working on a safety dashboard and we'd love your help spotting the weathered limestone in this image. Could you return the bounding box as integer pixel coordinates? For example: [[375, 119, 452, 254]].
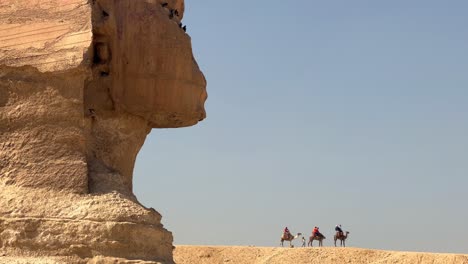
[[0, 0, 206, 263]]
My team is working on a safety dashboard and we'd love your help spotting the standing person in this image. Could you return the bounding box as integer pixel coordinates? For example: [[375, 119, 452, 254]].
[[301, 236, 306, 247]]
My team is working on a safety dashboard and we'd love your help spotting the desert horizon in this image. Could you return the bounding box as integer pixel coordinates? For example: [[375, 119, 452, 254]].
[[174, 244, 468, 255]]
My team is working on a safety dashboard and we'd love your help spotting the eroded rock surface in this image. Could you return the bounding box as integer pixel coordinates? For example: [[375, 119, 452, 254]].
[[0, 0, 206, 263]]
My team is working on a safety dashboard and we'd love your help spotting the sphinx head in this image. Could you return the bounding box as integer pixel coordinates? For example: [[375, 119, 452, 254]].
[[87, 0, 207, 128], [0, 0, 207, 194], [85, 0, 208, 192]]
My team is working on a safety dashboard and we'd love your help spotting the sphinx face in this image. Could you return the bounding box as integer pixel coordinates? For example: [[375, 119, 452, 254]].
[[92, 0, 207, 128]]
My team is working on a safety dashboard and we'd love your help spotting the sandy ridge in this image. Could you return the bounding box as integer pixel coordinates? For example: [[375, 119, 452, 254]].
[[174, 245, 468, 264]]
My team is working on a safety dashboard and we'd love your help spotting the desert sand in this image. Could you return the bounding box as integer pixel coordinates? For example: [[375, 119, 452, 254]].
[[1, 246, 466, 263], [174, 246, 468, 264]]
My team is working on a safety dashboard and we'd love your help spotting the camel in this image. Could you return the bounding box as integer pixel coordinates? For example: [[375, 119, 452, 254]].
[[308, 234, 326, 247], [280, 232, 302, 247], [334, 231, 350, 247]]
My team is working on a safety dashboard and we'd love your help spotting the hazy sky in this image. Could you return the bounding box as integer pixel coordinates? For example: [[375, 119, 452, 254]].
[[134, 0, 468, 253]]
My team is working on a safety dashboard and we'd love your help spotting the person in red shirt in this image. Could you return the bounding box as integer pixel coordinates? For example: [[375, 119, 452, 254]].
[[312, 226, 323, 238]]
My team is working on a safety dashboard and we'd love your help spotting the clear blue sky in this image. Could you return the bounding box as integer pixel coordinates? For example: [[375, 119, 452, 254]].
[[134, 0, 468, 253]]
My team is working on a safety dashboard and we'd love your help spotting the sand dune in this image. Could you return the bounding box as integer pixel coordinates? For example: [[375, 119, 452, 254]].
[[174, 246, 468, 264]]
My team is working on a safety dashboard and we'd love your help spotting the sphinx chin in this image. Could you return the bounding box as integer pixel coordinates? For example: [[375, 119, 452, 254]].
[[0, 0, 206, 263]]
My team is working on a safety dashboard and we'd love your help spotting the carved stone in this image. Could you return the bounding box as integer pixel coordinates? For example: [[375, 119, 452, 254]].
[[0, 0, 206, 263]]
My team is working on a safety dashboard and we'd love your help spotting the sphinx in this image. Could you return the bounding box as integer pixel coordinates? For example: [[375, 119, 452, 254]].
[[0, 0, 206, 263]]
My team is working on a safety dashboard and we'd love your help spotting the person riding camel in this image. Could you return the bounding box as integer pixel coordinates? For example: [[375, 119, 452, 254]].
[[312, 226, 323, 238], [335, 224, 343, 237], [283, 227, 291, 239]]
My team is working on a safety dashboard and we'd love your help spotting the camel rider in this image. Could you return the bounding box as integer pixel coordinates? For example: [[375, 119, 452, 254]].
[[313, 227, 323, 238], [284, 227, 290, 239], [312, 227, 318, 237], [335, 224, 343, 236]]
